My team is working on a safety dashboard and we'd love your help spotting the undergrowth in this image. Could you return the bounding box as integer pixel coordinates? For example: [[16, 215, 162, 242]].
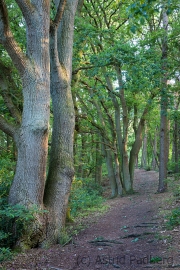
[[0, 154, 37, 262], [61, 177, 107, 246], [166, 207, 180, 229], [1, 154, 107, 253], [69, 177, 105, 217], [165, 174, 180, 229]]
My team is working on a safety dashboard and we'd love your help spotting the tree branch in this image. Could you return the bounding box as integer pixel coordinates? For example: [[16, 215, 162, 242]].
[[0, 61, 22, 124], [77, 0, 84, 15], [51, 0, 67, 30], [0, 0, 28, 75], [72, 65, 95, 75], [94, 76, 121, 99], [0, 115, 17, 138], [15, 0, 34, 24], [0, 0, 9, 37], [1, 91, 21, 124]]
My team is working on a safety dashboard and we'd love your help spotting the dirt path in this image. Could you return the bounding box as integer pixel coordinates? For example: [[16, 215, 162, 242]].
[[1, 169, 180, 270]]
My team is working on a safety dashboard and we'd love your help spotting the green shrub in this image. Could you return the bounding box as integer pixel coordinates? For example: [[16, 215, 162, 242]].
[[0, 155, 15, 198], [0, 155, 40, 261], [166, 207, 180, 229], [69, 177, 104, 217], [0, 202, 37, 248], [0, 247, 12, 262]]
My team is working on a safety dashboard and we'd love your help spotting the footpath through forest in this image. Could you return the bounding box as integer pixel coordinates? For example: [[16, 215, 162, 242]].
[[1, 169, 180, 270]]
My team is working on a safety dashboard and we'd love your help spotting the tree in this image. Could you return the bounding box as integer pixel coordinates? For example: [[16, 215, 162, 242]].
[[0, 0, 51, 208], [43, 0, 78, 245], [72, 0, 159, 194], [158, 5, 169, 192], [0, 0, 78, 247], [0, 0, 51, 247]]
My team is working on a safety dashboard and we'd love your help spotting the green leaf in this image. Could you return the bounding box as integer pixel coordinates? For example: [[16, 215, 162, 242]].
[[140, 17, 145, 25], [130, 25, 137, 34]]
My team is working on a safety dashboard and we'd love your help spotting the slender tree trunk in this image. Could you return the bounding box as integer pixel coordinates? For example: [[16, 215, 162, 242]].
[[158, 8, 169, 192], [103, 67, 130, 193], [174, 113, 180, 173], [115, 65, 132, 192], [76, 135, 86, 178], [141, 129, 148, 169], [84, 77, 121, 196], [173, 98, 180, 173], [151, 128, 159, 170], [102, 142, 118, 197], [43, 0, 78, 245], [135, 155, 139, 169], [114, 152, 123, 196], [129, 106, 150, 185], [95, 136, 102, 183]]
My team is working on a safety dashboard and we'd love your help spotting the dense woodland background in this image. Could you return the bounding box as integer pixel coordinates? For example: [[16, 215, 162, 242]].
[[0, 0, 180, 260]]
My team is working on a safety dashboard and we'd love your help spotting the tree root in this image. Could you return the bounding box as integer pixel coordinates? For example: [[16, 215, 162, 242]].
[[89, 237, 123, 246], [122, 232, 153, 239]]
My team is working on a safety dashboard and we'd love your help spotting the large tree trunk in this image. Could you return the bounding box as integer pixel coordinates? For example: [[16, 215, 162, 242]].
[[0, 1, 51, 248], [9, 69, 50, 207], [43, 0, 78, 245], [7, 2, 50, 207]]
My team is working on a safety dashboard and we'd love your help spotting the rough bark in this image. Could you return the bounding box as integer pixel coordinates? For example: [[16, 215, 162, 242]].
[[7, 1, 50, 208], [0, 0, 51, 206], [0, 0, 51, 248], [43, 0, 78, 245]]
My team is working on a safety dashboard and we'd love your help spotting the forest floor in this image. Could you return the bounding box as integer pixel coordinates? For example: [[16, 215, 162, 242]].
[[1, 169, 180, 270]]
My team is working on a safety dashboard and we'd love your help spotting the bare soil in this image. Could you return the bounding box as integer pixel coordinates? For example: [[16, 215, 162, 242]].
[[1, 169, 180, 270]]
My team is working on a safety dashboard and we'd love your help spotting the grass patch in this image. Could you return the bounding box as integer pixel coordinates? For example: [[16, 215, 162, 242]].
[[69, 177, 106, 218], [165, 207, 180, 229], [65, 178, 109, 240]]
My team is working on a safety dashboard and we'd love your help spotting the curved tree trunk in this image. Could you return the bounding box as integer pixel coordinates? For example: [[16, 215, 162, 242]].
[[43, 0, 78, 245]]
